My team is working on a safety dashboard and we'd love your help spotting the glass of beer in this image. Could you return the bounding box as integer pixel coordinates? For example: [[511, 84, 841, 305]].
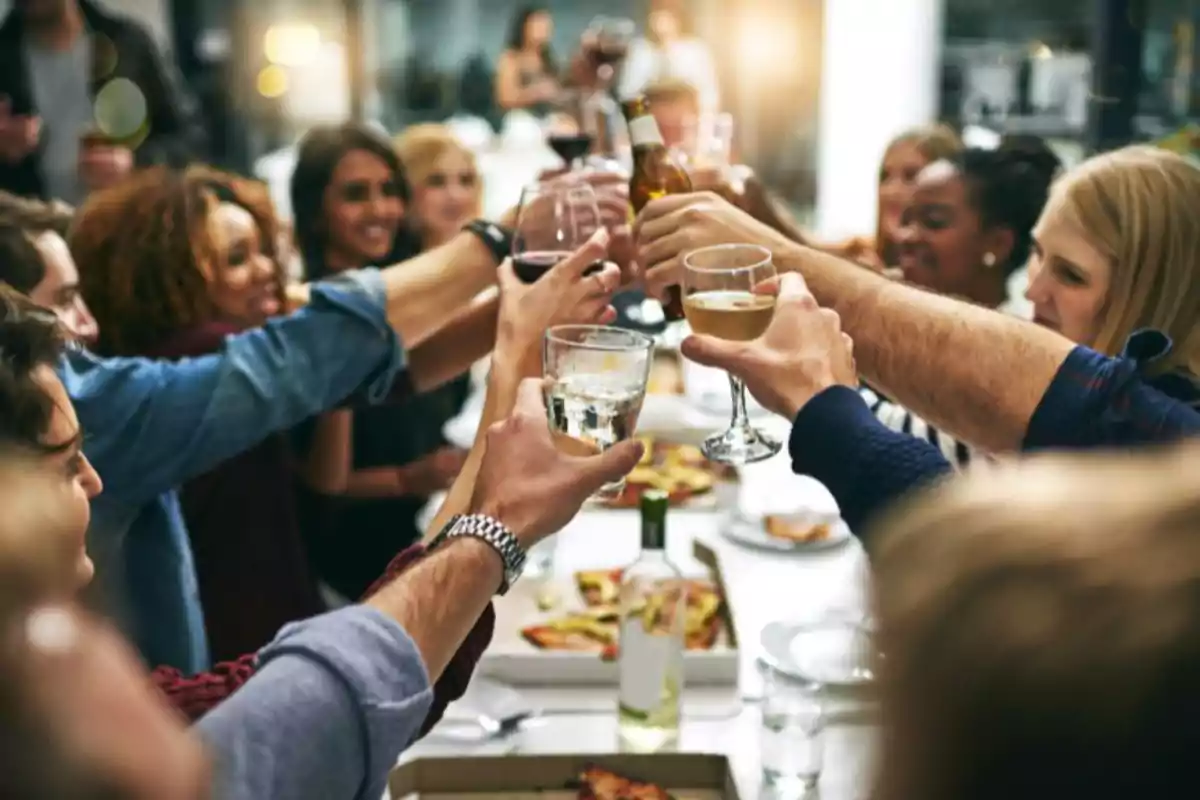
[[543, 325, 654, 500], [682, 243, 781, 464]]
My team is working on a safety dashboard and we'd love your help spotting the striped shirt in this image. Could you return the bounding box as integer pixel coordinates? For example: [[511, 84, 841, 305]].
[[860, 386, 974, 467]]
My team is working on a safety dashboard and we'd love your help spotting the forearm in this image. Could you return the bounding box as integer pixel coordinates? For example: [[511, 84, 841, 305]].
[[381, 233, 498, 346], [340, 466, 415, 499], [366, 537, 501, 680], [409, 289, 499, 393], [773, 242, 1074, 451], [294, 411, 351, 493], [424, 349, 536, 539]]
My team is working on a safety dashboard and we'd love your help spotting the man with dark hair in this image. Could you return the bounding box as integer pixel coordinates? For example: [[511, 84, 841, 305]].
[[0, 299, 642, 797], [0, 0, 206, 202], [0, 190, 97, 342]]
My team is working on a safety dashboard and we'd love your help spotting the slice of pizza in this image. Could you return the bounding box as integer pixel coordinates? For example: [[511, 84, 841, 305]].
[[576, 569, 624, 607], [764, 515, 833, 543], [575, 766, 674, 800]]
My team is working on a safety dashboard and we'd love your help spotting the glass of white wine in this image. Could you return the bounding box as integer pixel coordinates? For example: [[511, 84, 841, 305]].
[[682, 243, 781, 464]]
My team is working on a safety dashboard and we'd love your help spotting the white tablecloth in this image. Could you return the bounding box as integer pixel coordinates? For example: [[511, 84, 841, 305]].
[[406, 436, 876, 799]]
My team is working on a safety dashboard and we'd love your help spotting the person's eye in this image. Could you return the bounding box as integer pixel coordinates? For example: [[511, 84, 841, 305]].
[[878, 168, 890, 184], [382, 181, 402, 198], [460, 173, 478, 188], [341, 182, 369, 202], [426, 174, 447, 188], [64, 453, 84, 478], [226, 246, 248, 267], [1053, 261, 1087, 286]]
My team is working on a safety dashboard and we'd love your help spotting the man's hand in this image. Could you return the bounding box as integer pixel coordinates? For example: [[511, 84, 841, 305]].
[[78, 143, 134, 192], [634, 191, 791, 303], [681, 273, 856, 419], [470, 378, 645, 546], [0, 97, 40, 164], [495, 228, 620, 365]]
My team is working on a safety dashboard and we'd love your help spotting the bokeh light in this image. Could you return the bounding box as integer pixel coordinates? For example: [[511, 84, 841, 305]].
[[257, 65, 290, 99], [263, 24, 321, 68], [92, 78, 148, 140]]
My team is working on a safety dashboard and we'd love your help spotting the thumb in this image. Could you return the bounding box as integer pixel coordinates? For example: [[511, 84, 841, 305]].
[[680, 334, 745, 371], [571, 438, 645, 493], [497, 258, 520, 292]]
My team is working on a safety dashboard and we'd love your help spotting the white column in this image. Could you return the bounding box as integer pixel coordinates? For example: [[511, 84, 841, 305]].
[[815, 0, 944, 241]]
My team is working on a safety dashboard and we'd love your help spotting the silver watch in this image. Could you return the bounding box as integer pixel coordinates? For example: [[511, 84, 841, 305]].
[[429, 513, 526, 594]]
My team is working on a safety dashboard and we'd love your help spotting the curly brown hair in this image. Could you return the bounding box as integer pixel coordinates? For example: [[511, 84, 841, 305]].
[[72, 165, 285, 357]]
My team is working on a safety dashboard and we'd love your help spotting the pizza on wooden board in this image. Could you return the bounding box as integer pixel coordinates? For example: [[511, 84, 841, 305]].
[[574, 765, 674, 800]]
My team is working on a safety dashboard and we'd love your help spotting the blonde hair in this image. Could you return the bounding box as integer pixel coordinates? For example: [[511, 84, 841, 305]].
[[871, 444, 1200, 800], [393, 124, 482, 218], [876, 125, 962, 264], [1053, 146, 1200, 371]]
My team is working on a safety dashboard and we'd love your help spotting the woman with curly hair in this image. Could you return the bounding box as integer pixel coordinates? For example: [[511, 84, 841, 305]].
[[71, 165, 325, 663]]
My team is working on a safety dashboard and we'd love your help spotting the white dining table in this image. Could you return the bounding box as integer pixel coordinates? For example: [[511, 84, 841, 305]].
[[398, 398, 879, 800]]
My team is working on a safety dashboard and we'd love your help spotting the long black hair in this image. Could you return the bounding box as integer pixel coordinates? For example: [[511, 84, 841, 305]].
[[953, 135, 1061, 274], [506, 5, 557, 74], [289, 122, 418, 280]]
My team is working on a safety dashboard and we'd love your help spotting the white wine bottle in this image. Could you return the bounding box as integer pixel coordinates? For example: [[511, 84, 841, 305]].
[[617, 489, 685, 751]]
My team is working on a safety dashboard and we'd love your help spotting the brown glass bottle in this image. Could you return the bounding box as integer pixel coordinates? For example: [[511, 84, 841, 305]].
[[621, 95, 691, 321]]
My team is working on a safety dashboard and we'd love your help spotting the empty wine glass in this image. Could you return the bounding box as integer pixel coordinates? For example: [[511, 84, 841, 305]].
[[512, 181, 603, 283], [681, 244, 781, 464]]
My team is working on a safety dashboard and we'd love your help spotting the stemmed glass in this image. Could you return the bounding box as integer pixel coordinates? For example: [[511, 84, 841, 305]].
[[681, 244, 781, 464], [512, 181, 603, 283], [545, 96, 599, 172], [586, 16, 635, 82]]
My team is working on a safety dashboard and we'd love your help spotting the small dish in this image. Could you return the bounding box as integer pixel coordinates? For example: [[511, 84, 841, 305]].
[[759, 619, 877, 687], [720, 510, 851, 553]]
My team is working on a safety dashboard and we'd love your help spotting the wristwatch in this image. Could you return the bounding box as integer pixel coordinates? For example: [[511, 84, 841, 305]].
[[428, 513, 526, 595], [462, 219, 514, 266]]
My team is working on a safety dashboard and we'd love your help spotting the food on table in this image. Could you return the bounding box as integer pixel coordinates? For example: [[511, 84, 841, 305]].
[[603, 436, 735, 508], [520, 569, 725, 657], [574, 765, 673, 800], [763, 515, 833, 543]]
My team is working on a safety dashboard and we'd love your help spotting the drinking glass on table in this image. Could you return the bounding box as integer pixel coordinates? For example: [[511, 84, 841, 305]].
[[512, 181, 604, 283], [681, 243, 781, 464], [543, 325, 654, 501], [759, 662, 825, 796]]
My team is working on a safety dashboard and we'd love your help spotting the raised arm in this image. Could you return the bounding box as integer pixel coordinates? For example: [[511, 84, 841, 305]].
[[66, 271, 406, 506], [196, 380, 643, 800], [636, 193, 1072, 451]]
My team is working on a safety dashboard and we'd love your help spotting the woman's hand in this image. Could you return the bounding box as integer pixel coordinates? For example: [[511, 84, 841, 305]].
[[495, 228, 621, 368], [398, 446, 469, 496]]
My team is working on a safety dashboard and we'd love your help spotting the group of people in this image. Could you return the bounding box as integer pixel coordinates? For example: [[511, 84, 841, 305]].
[[0, 0, 1199, 799]]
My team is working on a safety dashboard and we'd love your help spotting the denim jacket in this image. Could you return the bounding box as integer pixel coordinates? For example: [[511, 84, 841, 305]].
[[62, 270, 406, 673]]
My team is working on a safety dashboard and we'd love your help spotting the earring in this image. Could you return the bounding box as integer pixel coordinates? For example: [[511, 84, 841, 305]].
[[982, 252, 997, 268]]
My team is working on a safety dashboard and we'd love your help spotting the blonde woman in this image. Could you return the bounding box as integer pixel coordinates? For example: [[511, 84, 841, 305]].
[[394, 125, 483, 250], [872, 444, 1200, 800], [867, 144, 1200, 466]]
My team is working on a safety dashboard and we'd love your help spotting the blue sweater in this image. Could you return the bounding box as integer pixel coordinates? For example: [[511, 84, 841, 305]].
[[789, 331, 1200, 543]]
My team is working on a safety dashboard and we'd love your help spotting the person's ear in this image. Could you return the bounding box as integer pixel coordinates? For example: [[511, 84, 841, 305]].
[[982, 227, 1015, 270]]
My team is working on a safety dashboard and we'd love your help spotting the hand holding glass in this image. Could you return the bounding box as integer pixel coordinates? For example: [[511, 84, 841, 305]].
[[543, 325, 654, 500], [682, 244, 781, 464]]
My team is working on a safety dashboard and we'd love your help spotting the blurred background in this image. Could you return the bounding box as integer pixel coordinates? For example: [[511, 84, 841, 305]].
[[6, 0, 1195, 236]]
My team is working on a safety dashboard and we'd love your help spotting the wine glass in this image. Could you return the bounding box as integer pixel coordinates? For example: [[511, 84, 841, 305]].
[[512, 181, 603, 283], [545, 95, 599, 171], [681, 244, 781, 464], [586, 16, 635, 81]]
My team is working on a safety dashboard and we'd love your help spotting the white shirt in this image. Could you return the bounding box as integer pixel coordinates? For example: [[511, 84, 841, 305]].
[[618, 37, 720, 112]]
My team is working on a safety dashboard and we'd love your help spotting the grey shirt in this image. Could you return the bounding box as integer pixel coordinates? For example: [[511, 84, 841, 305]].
[[196, 605, 433, 800], [24, 34, 93, 205]]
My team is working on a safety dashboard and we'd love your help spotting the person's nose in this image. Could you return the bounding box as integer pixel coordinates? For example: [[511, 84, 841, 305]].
[[1024, 263, 1051, 304], [80, 454, 103, 498], [73, 297, 99, 344]]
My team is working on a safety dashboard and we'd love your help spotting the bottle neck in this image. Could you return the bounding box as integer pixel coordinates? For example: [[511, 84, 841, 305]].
[[628, 113, 664, 149], [641, 519, 667, 550]]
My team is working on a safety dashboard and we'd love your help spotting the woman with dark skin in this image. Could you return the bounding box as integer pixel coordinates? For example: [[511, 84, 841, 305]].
[[292, 123, 471, 601]]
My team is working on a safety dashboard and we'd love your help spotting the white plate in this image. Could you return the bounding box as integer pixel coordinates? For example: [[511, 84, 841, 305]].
[[759, 619, 876, 687], [720, 511, 851, 553]]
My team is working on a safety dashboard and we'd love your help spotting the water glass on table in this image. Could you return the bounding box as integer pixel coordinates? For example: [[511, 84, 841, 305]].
[[681, 243, 781, 464], [759, 662, 825, 797], [542, 324, 654, 501]]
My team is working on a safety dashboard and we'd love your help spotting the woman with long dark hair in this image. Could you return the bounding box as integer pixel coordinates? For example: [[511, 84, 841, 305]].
[[291, 122, 470, 601], [494, 5, 560, 114]]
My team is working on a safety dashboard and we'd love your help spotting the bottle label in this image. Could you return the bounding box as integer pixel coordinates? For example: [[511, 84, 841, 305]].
[[628, 115, 665, 147], [618, 617, 682, 715]]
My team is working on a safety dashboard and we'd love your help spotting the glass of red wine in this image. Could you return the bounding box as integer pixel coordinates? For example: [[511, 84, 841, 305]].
[[512, 181, 604, 284], [587, 16, 634, 79], [545, 109, 594, 171]]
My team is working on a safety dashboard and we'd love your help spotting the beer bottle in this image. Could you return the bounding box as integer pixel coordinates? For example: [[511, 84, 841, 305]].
[[621, 95, 692, 321]]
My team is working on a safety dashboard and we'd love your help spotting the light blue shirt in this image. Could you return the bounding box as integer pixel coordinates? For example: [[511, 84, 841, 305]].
[[197, 605, 433, 800], [61, 270, 406, 673]]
